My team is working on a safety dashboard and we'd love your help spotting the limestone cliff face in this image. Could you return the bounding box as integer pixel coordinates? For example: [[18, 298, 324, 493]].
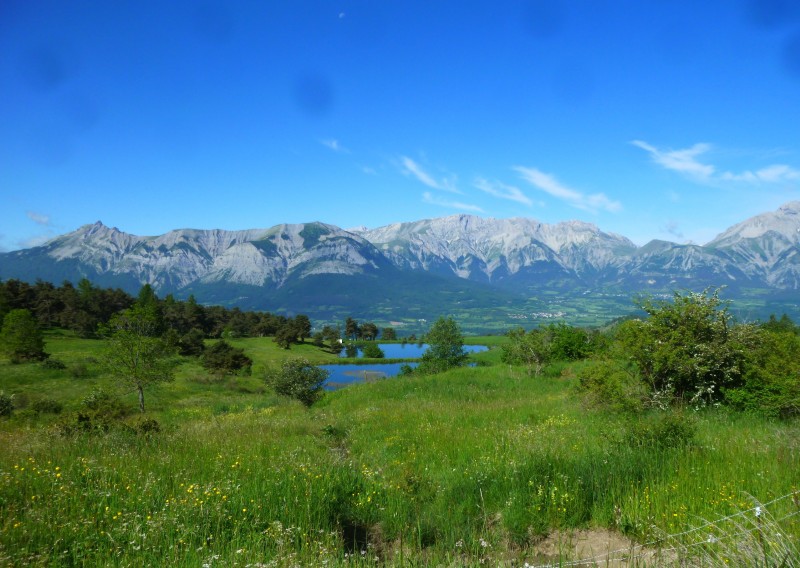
[[1, 203, 799, 296], [353, 215, 637, 282], [706, 202, 800, 288], [35, 221, 387, 290]]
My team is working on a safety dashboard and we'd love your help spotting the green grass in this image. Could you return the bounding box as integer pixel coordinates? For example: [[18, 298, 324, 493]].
[[1, 333, 798, 566]]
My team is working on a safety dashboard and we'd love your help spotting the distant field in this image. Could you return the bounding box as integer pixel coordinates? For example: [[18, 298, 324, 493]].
[[1, 332, 798, 566]]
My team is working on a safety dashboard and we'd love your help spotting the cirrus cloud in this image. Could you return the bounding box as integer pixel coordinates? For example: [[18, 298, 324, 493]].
[[400, 156, 459, 193], [631, 140, 715, 181], [422, 191, 483, 213], [633, 140, 800, 186], [474, 177, 533, 206], [513, 167, 621, 213]]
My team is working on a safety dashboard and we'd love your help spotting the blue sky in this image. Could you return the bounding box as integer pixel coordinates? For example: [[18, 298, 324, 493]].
[[2, 0, 800, 251]]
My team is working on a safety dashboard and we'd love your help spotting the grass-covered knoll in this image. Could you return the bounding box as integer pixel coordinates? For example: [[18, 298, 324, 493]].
[[1, 329, 798, 566]]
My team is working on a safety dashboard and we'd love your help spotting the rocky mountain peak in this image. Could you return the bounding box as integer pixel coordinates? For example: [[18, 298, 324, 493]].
[[708, 201, 800, 247]]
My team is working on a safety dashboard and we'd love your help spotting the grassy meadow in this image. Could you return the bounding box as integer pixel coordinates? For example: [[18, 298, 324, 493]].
[[1, 331, 799, 566]]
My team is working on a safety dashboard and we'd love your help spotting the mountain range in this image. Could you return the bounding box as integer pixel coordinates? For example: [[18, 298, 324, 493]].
[[2, 202, 799, 329]]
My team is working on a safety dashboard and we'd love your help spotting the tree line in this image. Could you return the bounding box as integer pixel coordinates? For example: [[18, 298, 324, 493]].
[[0, 278, 311, 343]]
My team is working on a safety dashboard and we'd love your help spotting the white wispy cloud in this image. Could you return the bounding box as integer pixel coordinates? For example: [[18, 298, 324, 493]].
[[474, 177, 533, 206], [720, 164, 800, 183], [26, 211, 52, 226], [514, 167, 621, 213], [633, 140, 800, 186], [422, 192, 483, 212], [632, 140, 715, 180], [320, 138, 349, 153], [400, 156, 459, 193]]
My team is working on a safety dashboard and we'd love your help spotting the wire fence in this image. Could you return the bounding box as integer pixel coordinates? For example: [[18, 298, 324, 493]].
[[525, 490, 800, 568]]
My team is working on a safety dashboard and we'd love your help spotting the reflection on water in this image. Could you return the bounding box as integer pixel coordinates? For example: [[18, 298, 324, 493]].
[[339, 343, 488, 358], [320, 363, 417, 389]]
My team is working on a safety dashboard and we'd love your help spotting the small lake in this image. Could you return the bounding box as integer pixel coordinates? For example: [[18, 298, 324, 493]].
[[338, 343, 488, 358], [320, 363, 418, 389]]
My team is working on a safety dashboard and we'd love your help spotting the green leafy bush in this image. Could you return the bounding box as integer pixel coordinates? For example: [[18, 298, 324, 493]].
[[58, 389, 129, 435], [41, 358, 67, 370], [81, 389, 127, 417], [502, 327, 552, 376], [265, 357, 328, 406], [135, 417, 161, 436], [415, 316, 467, 374], [726, 327, 800, 418], [576, 358, 646, 413], [69, 362, 90, 379], [30, 398, 63, 414], [618, 288, 757, 406], [201, 340, 252, 376], [624, 411, 697, 449], [0, 392, 13, 417], [361, 342, 384, 358]]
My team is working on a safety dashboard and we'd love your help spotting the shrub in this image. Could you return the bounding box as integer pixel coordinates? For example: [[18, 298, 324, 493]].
[[576, 359, 646, 413], [58, 390, 128, 435], [502, 327, 552, 376], [69, 362, 90, 379], [361, 343, 385, 358], [414, 316, 467, 375], [265, 357, 329, 406], [178, 328, 206, 356], [726, 327, 800, 418], [624, 411, 697, 449], [0, 392, 13, 417], [81, 389, 126, 418], [618, 288, 758, 406], [201, 340, 252, 376], [30, 398, 63, 414], [135, 417, 161, 436], [41, 358, 67, 370]]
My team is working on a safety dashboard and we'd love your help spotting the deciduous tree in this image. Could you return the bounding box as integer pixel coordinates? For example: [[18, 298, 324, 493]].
[[265, 358, 328, 406], [417, 316, 467, 374], [101, 306, 175, 413], [501, 327, 552, 376]]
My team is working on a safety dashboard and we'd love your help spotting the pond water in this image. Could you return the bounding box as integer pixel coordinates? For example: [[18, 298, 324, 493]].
[[338, 343, 488, 358], [320, 363, 418, 389]]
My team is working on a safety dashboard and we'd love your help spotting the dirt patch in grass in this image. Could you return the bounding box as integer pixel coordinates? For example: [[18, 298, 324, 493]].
[[529, 528, 671, 567]]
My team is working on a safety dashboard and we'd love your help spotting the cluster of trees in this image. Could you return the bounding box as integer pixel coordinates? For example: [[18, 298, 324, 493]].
[[0, 279, 311, 348], [502, 288, 800, 418], [0, 280, 304, 412], [0, 279, 133, 338], [0, 278, 310, 344], [309, 319, 398, 355], [501, 322, 605, 376], [340, 317, 396, 341]]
